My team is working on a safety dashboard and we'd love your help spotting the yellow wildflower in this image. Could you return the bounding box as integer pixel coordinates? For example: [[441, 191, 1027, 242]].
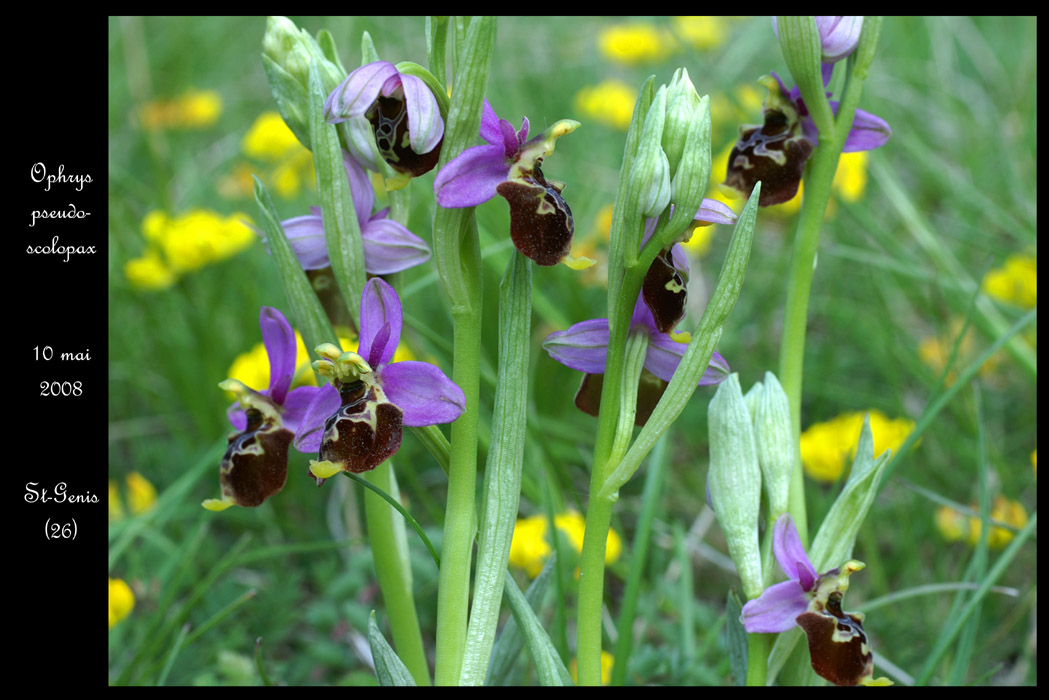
[[109, 578, 135, 628], [982, 255, 1037, 308], [574, 80, 637, 130], [598, 22, 676, 65], [832, 151, 869, 203], [671, 16, 727, 51], [800, 410, 915, 483], [918, 319, 1001, 384], [139, 88, 223, 130], [147, 209, 255, 274], [242, 112, 301, 160], [109, 480, 125, 521], [126, 472, 158, 515], [709, 83, 764, 128], [124, 249, 176, 291], [935, 496, 1028, 549], [1032, 449, 1037, 477], [509, 511, 622, 578], [570, 650, 615, 685]]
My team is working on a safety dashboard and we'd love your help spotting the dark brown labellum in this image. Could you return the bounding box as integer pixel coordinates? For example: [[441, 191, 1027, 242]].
[[317, 380, 404, 477], [496, 163, 574, 266], [574, 369, 668, 427], [723, 108, 814, 207], [366, 95, 442, 177], [795, 591, 875, 686], [642, 247, 688, 334], [219, 407, 292, 507]]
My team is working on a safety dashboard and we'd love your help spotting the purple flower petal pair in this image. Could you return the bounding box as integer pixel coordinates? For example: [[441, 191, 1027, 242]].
[[325, 61, 443, 180], [207, 307, 323, 510], [274, 150, 431, 275], [741, 514, 890, 686], [294, 278, 465, 477], [435, 100, 582, 267]]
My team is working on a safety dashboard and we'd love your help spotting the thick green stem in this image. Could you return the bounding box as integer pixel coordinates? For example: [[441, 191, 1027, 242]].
[[746, 632, 771, 686], [433, 289, 482, 685], [363, 463, 430, 685]]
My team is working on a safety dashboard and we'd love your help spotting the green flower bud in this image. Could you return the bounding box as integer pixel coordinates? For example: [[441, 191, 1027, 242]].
[[662, 68, 702, 177], [627, 86, 672, 219], [708, 373, 763, 599], [752, 372, 793, 519]]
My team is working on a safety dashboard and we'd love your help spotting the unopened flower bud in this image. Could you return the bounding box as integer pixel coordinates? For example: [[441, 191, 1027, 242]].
[[752, 372, 793, 519], [628, 86, 672, 219], [662, 68, 702, 177], [707, 373, 763, 599], [773, 16, 864, 64]]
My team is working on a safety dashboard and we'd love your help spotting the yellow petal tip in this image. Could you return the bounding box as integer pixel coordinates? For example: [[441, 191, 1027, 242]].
[[561, 253, 596, 271], [670, 329, 692, 344], [384, 173, 412, 192], [202, 498, 235, 512], [309, 460, 343, 479]]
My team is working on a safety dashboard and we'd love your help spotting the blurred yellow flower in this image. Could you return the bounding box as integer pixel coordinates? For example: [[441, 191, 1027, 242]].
[[575, 80, 637, 130], [109, 480, 124, 521], [800, 410, 915, 483], [918, 319, 1001, 384], [710, 84, 764, 128], [832, 151, 869, 203], [935, 496, 1028, 549], [570, 650, 615, 685], [109, 577, 135, 629], [982, 255, 1037, 308], [509, 511, 622, 578], [126, 472, 158, 515], [598, 22, 676, 64], [671, 16, 728, 51], [242, 111, 301, 160], [230, 112, 316, 200], [139, 88, 223, 130], [124, 249, 177, 291], [127, 209, 254, 291], [1032, 449, 1037, 477]]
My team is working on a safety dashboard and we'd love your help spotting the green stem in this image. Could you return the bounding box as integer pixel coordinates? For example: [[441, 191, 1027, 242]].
[[746, 632, 771, 686], [363, 463, 431, 685], [433, 291, 482, 685], [778, 17, 883, 547]]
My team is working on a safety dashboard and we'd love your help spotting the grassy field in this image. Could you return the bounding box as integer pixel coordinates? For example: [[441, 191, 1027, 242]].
[[107, 16, 1037, 685]]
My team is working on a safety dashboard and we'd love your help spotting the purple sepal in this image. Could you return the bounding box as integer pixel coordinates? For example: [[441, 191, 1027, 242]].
[[281, 209, 330, 270], [542, 319, 610, 374], [281, 385, 321, 434], [325, 61, 399, 123], [358, 278, 403, 368], [294, 383, 341, 453], [841, 107, 892, 152], [379, 361, 466, 426], [774, 512, 818, 589], [361, 217, 432, 274], [433, 143, 508, 208], [741, 579, 811, 633], [398, 72, 444, 154], [259, 307, 296, 405]]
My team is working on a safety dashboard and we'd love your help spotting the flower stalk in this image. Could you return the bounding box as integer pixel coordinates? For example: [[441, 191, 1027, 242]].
[[778, 16, 883, 545]]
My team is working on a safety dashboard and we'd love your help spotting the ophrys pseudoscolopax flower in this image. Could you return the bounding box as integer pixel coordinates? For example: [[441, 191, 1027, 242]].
[[295, 278, 465, 480], [434, 100, 587, 268], [742, 514, 891, 686], [204, 307, 321, 510]]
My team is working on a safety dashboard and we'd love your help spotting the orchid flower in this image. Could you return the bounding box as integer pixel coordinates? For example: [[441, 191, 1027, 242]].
[[543, 293, 730, 425], [434, 100, 584, 267], [742, 514, 891, 686], [724, 69, 890, 207], [275, 150, 431, 275], [204, 307, 322, 510], [295, 278, 465, 479], [772, 16, 864, 63], [325, 61, 444, 185]]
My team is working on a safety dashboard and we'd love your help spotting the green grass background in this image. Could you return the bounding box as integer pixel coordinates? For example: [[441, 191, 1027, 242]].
[[108, 16, 1037, 685]]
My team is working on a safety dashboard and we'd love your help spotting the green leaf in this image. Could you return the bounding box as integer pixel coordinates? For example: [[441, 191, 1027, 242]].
[[368, 612, 417, 686], [261, 54, 311, 150], [308, 61, 366, 321], [459, 251, 533, 685], [724, 589, 748, 686], [488, 556, 556, 686], [251, 176, 337, 367], [503, 572, 573, 686]]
